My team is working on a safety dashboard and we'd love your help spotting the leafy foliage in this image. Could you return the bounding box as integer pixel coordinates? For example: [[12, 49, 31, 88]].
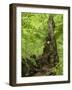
[[21, 12, 63, 76]]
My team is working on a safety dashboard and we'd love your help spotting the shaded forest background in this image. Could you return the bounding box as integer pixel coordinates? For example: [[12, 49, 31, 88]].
[[21, 12, 63, 76]]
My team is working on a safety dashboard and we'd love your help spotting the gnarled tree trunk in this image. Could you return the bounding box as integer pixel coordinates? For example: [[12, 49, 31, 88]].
[[42, 15, 59, 67]]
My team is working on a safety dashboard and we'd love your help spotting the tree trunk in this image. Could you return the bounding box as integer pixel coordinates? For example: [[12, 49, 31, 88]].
[[42, 15, 59, 66]]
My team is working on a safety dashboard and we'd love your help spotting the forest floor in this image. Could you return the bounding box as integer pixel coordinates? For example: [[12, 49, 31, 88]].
[[33, 64, 56, 76]]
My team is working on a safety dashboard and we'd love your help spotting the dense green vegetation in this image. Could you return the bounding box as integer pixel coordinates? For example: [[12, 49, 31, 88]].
[[21, 12, 63, 76]]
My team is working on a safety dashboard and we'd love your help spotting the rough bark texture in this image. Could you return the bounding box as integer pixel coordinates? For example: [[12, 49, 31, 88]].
[[42, 15, 59, 66]]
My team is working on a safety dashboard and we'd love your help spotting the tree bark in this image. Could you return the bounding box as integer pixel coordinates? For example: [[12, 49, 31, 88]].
[[42, 15, 59, 66]]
